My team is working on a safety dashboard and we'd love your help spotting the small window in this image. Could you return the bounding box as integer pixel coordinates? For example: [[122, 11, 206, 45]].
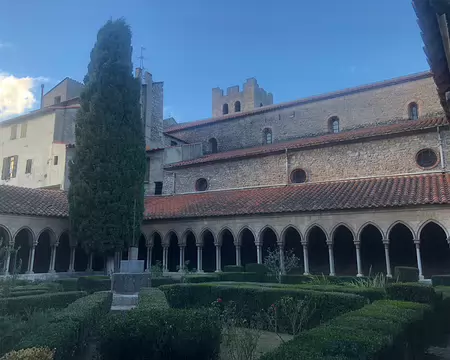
[[144, 158, 150, 183], [154, 182, 163, 195], [234, 101, 241, 112], [20, 123, 27, 138], [25, 159, 32, 174], [1, 155, 18, 180], [53, 156, 59, 165], [209, 138, 218, 153], [408, 102, 419, 120], [222, 103, 229, 115], [329, 116, 340, 133], [290, 169, 307, 183], [54, 96, 61, 105], [195, 178, 208, 192], [416, 148, 438, 169], [170, 141, 177, 146], [263, 128, 273, 144], [10, 125, 17, 140]]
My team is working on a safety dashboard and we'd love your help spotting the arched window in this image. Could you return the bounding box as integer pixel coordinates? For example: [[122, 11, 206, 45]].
[[408, 102, 419, 120], [222, 103, 229, 115], [290, 169, 307, 183], [234, 101, 241, 112], [263, 128, 273, 144], [208, 138, 218, 153], [329, 116, 340, 133]]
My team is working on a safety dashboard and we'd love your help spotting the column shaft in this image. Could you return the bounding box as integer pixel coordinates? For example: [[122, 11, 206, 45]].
[[383, 241, 392, 278], [49, 245, 57, 273], [302, 243, 310, 275], [355, 243, 363, 277], [327, 243, 335, 276], [256, 245, 262, 264], [69, 247, 75, 272], [235, 245, 241, 266], [415, 241, 424, 280], [215, 245, 221, 272], [197, 246, 203, 272], [27, 245, 36, 274]]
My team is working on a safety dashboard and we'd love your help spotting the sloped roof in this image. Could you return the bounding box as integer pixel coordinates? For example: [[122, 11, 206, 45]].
[[166, 117, 447, 169], [143, 173, 450, 220]]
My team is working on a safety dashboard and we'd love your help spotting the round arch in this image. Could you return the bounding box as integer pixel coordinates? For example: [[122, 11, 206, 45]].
[[219, 227, 236, 269], [183, 229, 197, 271], [306, 224, 329, 274], [281, 225, 302, 245], [259, 226, 279, 261], [359, 223, 385, 275], [218, 227, 236, 246], [151, 231, 163, 270], [201, 228, 216, 272], [419, 221, 450, 277], [137, 233, 147, 270], [418, 220, 449, 240], [55, 230, 71, 272], [332, 224, 356, 276], [0, 225, 12, 273], [166, 231, 179, 272], [330, 223, 356, 242], [305, 224, 329, 243], [34, 228, 56, 273], [388, 221, 416, 271], [387, 221, 416, 240], [282, 226, 304, 272], [239, 227, 256, 266], [12, 227, 34, 274], [357, 222, 385, 241]]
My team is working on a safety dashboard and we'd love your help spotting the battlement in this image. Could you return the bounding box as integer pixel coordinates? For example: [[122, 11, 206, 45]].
[[212, 78, 273, 118]]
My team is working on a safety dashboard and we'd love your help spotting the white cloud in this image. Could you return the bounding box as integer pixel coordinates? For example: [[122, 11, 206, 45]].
[[0, 73, 47, 119], [0, 41, 12, 49]]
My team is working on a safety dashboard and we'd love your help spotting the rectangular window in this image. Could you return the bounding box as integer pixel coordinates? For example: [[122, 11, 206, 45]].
[[25, 159, 32, 174], [170, 141, 177, 146], [1, 155, 18, 180], [54, 96, 61, 104], [154, 182, 163, 195], [20, 123, 27, 138], [53, 156, 59, 165], [144, 158, 150, 183], [10, 125, 17, 140]]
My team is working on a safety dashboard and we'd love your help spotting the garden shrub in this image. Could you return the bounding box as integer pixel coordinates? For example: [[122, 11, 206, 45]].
[[245, 263, 268, 274], [17, 292, 112, 360], [259, 300, 433, 360], [280, 274, 312, 284], [223, 265, 244, 272], [432, 275, 450, 286], [394, 266, 419, 282], [184, 274, 219, 283], [97, 307, 221, 360], [55, 279, 78, 292], [386, 283, 437, 304], [77, 276, 110, 294], [161, 283, 365, 331], [138, 288, 169, 310], [292, 284, 386, 303], [217, 272, 264, 282], [0, 347, 54, 360], [0, 291, 86, 315], [151, 277, 180, 287], [4, 291, 47, 298]]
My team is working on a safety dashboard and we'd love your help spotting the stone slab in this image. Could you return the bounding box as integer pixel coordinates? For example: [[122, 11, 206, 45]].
[[120, 260, 144, 273], [112, 273, 151, 294]]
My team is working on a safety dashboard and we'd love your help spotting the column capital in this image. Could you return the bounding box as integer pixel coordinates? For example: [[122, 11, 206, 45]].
[[413, 239, 421, 245], [382, 239, 389, 245], [301, 241, 308, 246], [195, 243, 203, 248], [326, 240, 333, 246]]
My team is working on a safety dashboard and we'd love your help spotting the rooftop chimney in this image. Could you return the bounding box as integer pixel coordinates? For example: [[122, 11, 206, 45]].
[[40, 84, 45, 109]]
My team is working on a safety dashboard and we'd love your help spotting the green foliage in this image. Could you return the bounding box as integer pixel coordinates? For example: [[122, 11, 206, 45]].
[[280, 274, 311, 284], [97, 307, 221, 360], [0, 291, 86, 316], [17, 292, 112, 360], [55, 279, 78, 292], [77, 276, 110, 294], [2, 291, 47, 298], [184, 274, 219, 283], [432, 274, 450, 286], [245, 263, 268, 274], [217, 272, 265, 282], [151, 277, 180, 287], [386, 283, 437, 303], [138, 288, 169, 310], [1, 347, 54, 360], [291, 284, 386, 303], [349, 272, 387, 288], [259, 300, 433, 360], [223, 265, 244, 272], [394, 266, 419, 282], [68, 18, 145, 255], [161, 283, 365, 331]]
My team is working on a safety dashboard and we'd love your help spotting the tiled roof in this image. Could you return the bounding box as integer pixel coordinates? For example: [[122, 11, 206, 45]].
[[165, 71, 432, 133], [144, 173, 450, 220], [166, 117, 447, 169], [0, 185, 68, 218]]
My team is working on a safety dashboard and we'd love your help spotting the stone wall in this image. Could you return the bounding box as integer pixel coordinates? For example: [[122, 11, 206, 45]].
[[163, 129, 445, 194], [170, 74, 443, 153]]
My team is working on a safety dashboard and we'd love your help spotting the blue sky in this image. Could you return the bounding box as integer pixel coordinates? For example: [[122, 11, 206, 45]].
[[0, 0, 428, 123]]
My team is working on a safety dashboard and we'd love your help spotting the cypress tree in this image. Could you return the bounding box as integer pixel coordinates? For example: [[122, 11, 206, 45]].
[[68, 19, 145, 257]]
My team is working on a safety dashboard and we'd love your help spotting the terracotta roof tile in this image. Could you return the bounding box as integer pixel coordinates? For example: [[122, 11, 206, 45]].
[[144, 173, 450, 220], [0, 185, 68, 218], [166, 117, 447, 169]]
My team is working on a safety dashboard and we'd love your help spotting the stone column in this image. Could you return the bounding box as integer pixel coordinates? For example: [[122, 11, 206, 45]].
[[146, 246, 152, 272], [327, 241, 335, 276], [215, 245, 221, 272], [197, 245, 203, 272], [26, 244, 36, 274], [414, 240, 424, 280], [162, 246, 168, 272], [383, 240, 392, 278], [355, 242, 363, 277], [179, 245, 185, 271], [4, 247, 11, 275], [49, 245, 57, 273], [279, 245, 286, 274], [114, 251, 121, 272], [235, 245, 241, 266], [68, 247, 76, 272], [87, 253, 94, 272], [302, 241, 310, 275], [256, 244, 262, 264]]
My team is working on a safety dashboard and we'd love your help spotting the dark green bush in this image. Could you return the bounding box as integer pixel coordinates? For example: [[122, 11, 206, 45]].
[[17, 292, 112, 360], [281, 274, 313, 284], [292, 284, 386, 303], [217, 272, 264, 282], [432, 275, 450, 286], [151, 277, 180, 287], [223, 265, 244, 272], [161, 283, 365, 331], [260, 300, 433, 360], [245, 263, 268, 274], [184, 274, 219, 283], [97, 307, 221, 360], [138, 288, 169, 310], [0, 291, 86, 315], [77, 276, 110, 294], [394, 266, 419, 282], [386, 283, 437, 303], [5, 290, 47, 298], [56, 279, 78, 292]]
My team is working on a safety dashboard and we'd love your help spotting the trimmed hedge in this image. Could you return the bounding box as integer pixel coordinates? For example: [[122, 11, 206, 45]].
[[260, 300, 433, 360], [394, 266, 419, 282], [56, 279, 78, 292], [0, 291, 86, 315], [292, 284, 386, 303], [138, 288, 169, 310], [151, 277, 180, 287], [217, 272, 266, 282], [77, 276, 110, 294], [17, 292, 112, 360], [223, 265, 244, 272], [97, 307, 221, 360], [245, 263, 268, 274], [432, 275, 450, 286], [184, 274, 219, 283], [161, 283, 365, 332], [386, 283, 437, 304], [4, 290, 47, 298]]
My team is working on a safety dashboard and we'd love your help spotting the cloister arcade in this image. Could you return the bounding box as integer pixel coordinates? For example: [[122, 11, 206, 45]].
[[2, 207, 450, 279]]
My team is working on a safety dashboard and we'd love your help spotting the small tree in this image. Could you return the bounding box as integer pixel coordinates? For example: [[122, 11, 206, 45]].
[[264, 248, 299, 283]]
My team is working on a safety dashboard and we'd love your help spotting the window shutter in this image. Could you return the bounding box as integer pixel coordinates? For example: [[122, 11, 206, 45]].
[[1, 157, 8, 180], [12, 156, 18, 178], [21, 123, 27, 138]]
